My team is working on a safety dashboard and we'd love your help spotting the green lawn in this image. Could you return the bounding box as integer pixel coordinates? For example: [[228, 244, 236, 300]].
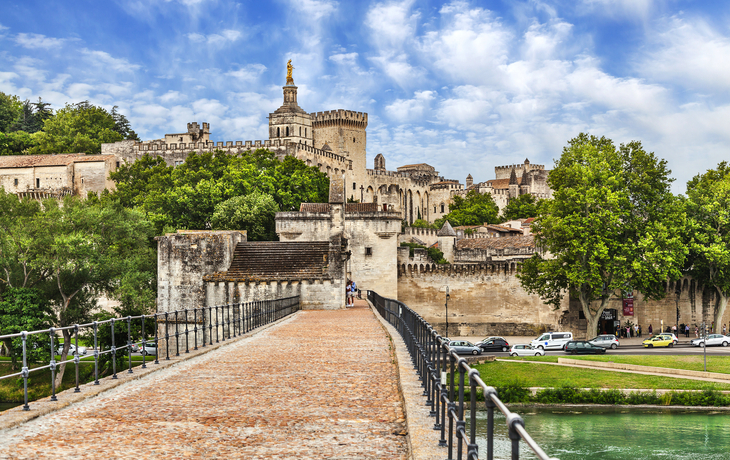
[[473, 361, 730, 391], [502, 355, 730, 374]]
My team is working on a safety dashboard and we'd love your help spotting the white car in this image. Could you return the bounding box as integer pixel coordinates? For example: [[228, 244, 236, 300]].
[[57, 344, 87, 355], [509, 344, 545, 357], [531, 332, 573, 350], [589, 335, 620, 349], [656, 333, 679, 345], [691, 334, 730, 347]]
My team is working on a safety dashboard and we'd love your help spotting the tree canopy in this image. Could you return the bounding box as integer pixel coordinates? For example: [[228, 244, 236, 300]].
[[434, 189, 499, 228], [685, 162, 730, 332], [501, 193, 540, 221], [518, 133, 686, 337], [108, 149, 329, 238]]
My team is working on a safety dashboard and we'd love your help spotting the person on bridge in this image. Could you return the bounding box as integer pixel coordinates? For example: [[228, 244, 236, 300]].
[[648, 324, 653, 335]]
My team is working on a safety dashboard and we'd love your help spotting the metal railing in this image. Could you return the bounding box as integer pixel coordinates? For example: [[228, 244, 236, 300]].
[[368, 291, 558, 460], [0, 296, 300, 411]]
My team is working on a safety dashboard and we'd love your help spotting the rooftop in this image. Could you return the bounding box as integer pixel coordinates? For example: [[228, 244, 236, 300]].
[[0, 154, 114, 168], [457, 235, 535, 250]]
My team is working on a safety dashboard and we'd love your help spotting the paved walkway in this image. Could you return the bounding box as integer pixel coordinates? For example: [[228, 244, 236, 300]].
[[0, 303, 408, 459]]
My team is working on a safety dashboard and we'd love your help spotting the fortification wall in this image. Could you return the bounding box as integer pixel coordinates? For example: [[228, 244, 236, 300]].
[[494, 162, 545, 180], [346, 211, 401, 299], [397, 262, 567, 337], [400, 227, 439, 246]]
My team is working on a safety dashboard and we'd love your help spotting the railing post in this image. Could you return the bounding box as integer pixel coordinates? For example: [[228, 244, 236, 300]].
[[467, 369, 480, 459], [194, 307, 199, 350], [141, 315, 147, 369], [185, 309, 190, 353], [165, 312, 170, 360], [126, 317, 133, 374], [75, 324, 82, 389], [175, 310, 180, 356], [484, 387, 498, 460], [154, 313, 160, 365], [93, 321, 100, 382], [111, 319, 118, 379], [49, 328, 57, 401], [507, 413, 525, 460], [21, 331, 29, 411], [209, 305, 213, 345], [457, 359, 466, 459]]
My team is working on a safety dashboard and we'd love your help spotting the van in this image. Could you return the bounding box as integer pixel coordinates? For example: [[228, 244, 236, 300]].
[[530, 332, 573, 350]]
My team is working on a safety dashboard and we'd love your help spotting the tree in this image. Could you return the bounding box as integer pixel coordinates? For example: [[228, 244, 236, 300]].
[[501, 194, 540, 221], [410, 219, 436, 229], [31, 101, 123, 154], [434, 190, 499, 228], [110, 106, 139, 141], [0, 92, 22, 133], [685, 162, 730, 333], [41, 196, 155, 387], [211, 190, 280, 241], [109, 149, 329, 235], [0, 288, 54, 370], [518, 134, 686, 338]]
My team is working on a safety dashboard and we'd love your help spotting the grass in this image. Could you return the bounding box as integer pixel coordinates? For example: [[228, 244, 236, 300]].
[[560, 355, 730, 374], [472, 361, 730, 391]]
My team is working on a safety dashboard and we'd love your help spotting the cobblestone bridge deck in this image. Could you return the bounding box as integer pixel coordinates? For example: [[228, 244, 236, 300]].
[[0, 303, 409, 459]]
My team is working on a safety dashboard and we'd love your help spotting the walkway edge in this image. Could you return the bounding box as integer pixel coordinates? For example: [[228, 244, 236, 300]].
[[368, 301, 442, 460], [558, 357, 730, 380], [0, 312, 300, 432]]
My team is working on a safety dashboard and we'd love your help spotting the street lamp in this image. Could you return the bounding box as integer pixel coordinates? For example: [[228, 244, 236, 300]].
[[445, 286, 450, 339]]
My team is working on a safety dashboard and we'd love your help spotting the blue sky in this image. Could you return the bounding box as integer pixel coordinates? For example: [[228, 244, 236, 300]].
[[1, 0, 729, 193]]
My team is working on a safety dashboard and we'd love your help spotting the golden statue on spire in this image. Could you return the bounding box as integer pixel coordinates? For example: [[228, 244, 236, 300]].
[[286, 59, 294, 85]]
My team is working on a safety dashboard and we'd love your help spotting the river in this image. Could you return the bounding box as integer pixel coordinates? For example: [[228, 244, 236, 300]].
[[474, 406, 730, 459]]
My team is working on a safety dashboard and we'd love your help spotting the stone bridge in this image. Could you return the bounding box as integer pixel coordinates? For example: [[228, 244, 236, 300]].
[[0, 300, 440, 459]]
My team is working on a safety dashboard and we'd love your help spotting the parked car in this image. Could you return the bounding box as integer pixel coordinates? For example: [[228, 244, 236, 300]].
[[509, 344, 544, 357], [448, 340, 482, 355], [588, 335, 620, 349], [136, 342, 158, 356], [531, 332, 573, 350], [642, 336, 674, 348], [57, 344, 87, 355], [656, 333, 679, 345], [690, 334, 729, 347], [564, 341, 607, 355], [476, 338, 510, 352]]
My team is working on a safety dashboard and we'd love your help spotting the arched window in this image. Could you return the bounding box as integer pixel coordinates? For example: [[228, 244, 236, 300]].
[[277, 127, 280, 137], [300, 127, 302, 136], [440, 203, 445, 213], [286, 127, 290, 137]]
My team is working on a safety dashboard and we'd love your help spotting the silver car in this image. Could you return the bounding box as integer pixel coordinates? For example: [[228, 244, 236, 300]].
[[589, 335, 620, 349], [57, 344, 87, 355], [448, 340, 482, 355], [509, 344, 544, 357], [691, 334, 729, 347]]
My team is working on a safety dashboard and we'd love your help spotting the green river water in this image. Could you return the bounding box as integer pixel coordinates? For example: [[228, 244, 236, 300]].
[[474, 407, 730, 459]]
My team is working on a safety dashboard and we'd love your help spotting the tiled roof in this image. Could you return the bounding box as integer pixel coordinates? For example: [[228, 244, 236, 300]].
[[485, 224, 523, 234], [398, 163, 430, 168], [522, 217, 536, 225], [484, 178, 510, 189], [0, 154, 113, 168], [457, 235, 535, 250], [437, 221, 457, 237], [431, 180, 459, 185], [300, 203, 331, 213]]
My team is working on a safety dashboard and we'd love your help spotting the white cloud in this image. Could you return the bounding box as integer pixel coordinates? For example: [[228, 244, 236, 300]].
[[225, 64, 267, 81], [160, 90, 185, 103], [329, 52, 358, 65], [288, 0, 338, 21], [579, 0, 657, 21], [186, 29, 243, 46], [14, 33, 70, 49], [81, 49, 141, 72], [385, 90, 436, 122]]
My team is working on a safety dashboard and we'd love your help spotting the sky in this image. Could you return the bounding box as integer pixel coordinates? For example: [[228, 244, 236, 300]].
[[1, 0, 729, 193]]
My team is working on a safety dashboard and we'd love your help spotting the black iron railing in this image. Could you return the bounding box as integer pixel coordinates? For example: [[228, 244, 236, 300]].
[[368, 290, 558, 460], [0, 296, 300, 411]]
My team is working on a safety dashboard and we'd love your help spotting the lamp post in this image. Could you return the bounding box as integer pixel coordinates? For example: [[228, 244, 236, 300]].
[[702, 322, 707, 372], [445, 286, 450, 339]]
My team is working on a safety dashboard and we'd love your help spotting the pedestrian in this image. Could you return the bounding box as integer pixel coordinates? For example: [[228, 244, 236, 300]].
[[352, 279, 358, 301], [648, 324, 653, 336], [346, 280, 352, 307], [724, 324, 727, 335], [685, 324, 690, 337], [672, 324, 677, 336], [633, 324, 638, 337], [695, 326, 699, 338], [638, 325, 642, 337], [626, 326, 630, 338]]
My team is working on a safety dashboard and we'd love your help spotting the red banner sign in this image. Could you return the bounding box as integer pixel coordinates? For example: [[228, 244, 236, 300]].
[[623, 298, 634, 316]]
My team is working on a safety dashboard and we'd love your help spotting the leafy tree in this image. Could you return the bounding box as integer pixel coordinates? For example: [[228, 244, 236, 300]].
[[685, 162, 730, 332], [434, 190, 499, 228], [501, 194, 540, 221], [211, 190, 279, 241], [0, 131, 38, 155], [0, 92, 22, 133], [0, 288, 54, 370], [41, 196, 155, 387], [518, 134, 686, 337], [410, 219, 436, 229], [31, 101, 123, 154], [110, 106, 139, 141], [400, 242, 449, 264], [109, 149, 329, 236]]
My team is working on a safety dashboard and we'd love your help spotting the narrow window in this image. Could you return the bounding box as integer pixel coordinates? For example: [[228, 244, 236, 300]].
[[14, 179, 18, 186], [353, 137, 356, 142], [286, 127, 290, 136], [116, 161, 120, 168], [36, 178, 40, 188], [441, 204, 445, 213], [81, 178, 84, 184], [299, 127, 302, 136], [353, 182, 356, 190], [179, 137, 182, 142], [365, 247, 372, 256], [434, 206, 436, 213], [305, 128, 307, 137], [277, 127, 280, 137]]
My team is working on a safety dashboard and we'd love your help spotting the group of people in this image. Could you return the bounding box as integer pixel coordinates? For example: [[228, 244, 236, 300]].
[[346, 279, 359, 307], [617, 324, 642, 338]]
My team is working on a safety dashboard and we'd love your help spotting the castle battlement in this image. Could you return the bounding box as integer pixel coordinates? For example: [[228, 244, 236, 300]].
[[312, 109, 368, 127], [135, 139, 288, 153], [290, 143, 349, 164]]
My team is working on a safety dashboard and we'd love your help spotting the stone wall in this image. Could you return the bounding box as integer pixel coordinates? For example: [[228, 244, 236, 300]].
[[397, 261, 568, 337]]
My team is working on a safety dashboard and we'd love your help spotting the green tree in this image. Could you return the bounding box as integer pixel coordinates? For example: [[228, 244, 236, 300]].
[[109, 149, 329, 235], [41, 196, 155, 386], [685, 162, 730, 332], [410, 219, 436, 229], [434, 190, 499, 228], [501, 194, 540, 221], [110, 106, 139, 141], [31, 101, 123, 154], [0, 288, 54, 370], [518, 134, 686, 337], [0, 131, 38, 155], [211, 190, 280, 241], [0, 92, 22, 133]]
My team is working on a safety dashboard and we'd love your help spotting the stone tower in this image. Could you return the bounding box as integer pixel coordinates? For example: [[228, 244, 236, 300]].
[[437, 221, 457, 264], [508, 167, 519, 199], [268, 64, 313, 146], [466, 174, 473, 188]]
